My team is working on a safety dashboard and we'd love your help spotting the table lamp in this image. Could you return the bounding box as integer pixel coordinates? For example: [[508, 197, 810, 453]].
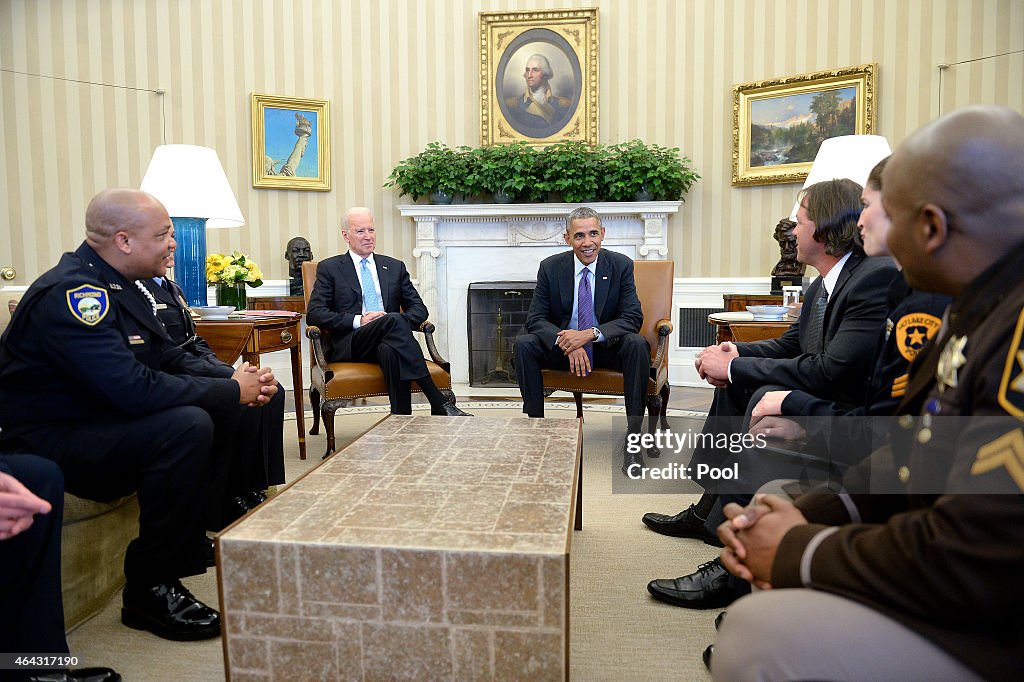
[[140, 145, 245, 306], [789, 134, 892, 220]]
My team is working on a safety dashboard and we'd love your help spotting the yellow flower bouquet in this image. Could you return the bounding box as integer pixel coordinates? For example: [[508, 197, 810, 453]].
[[206, 251, 264, 287], [206, 251, 263, 310]]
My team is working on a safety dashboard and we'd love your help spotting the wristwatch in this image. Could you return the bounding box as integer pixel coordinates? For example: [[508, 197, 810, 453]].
[[591, 327, 600, 340]]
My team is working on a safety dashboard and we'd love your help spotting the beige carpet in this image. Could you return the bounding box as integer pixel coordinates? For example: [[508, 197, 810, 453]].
[[68, 404, 720, 681]]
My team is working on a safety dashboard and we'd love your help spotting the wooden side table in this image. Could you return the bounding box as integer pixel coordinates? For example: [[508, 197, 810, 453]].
[[722, 293, 784, 312], [195, 313, 307, 460], [248, 295, 306, 314], [708, 311, 795, 344]]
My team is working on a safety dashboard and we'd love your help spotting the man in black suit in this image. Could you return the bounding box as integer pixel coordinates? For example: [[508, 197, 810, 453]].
[[514, 206, 649, 473], [306, 207, 469, 417], [642, 179, 895, 609], [142, 256, 285, 528]]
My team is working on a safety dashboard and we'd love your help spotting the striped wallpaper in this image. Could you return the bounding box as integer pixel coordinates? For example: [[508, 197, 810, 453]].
[[1, 0, 1021, 286]]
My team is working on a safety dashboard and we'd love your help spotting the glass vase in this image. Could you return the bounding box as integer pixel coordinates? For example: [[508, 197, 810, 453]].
[[216, 282, 247, 311]]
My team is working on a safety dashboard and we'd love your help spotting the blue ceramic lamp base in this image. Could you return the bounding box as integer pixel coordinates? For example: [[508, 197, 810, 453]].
[[171, 217, 209, 307]]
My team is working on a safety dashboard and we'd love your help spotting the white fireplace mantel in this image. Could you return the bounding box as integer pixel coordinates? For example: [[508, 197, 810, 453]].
[[397, 201, 681, 384]]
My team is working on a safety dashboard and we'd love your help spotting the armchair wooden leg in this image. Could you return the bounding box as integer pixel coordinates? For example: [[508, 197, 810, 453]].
[[574, 392, 583, 419], [309, 386, 321, 435], [659, 383, 671, 430], [322, 405, 339, 460]]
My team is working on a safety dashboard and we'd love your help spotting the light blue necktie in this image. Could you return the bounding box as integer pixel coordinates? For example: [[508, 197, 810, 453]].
[[360, 258, 383, 312]]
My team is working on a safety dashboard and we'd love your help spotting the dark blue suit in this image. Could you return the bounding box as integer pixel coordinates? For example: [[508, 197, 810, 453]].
[[0, 453, 68, 657], [691, 253, 897, 532], [515, 249, 649, 420], [306, 252, 431, 414]]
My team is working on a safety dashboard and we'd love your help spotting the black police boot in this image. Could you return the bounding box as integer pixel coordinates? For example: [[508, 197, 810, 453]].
[[121, 579, 221, 641]]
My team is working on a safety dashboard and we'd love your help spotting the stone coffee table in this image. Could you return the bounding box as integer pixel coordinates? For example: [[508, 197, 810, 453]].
[[217, 415, 582, 680]]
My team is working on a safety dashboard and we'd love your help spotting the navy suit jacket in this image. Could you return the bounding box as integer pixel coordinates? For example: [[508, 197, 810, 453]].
[[730, 254, 897, 408], [525, 249, 643, 350], [306, 252, 427, 362]]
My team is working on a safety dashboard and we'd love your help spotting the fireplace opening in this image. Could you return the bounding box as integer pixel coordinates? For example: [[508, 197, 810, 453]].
[[467, 282, 536, 387]]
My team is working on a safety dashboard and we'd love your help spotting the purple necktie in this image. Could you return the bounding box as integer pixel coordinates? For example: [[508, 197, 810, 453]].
[[578, 270, 595, 371]]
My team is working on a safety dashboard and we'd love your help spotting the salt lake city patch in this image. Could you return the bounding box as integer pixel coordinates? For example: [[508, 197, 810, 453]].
[[66, 284, 109, 326], [895, 312, 941, 362]]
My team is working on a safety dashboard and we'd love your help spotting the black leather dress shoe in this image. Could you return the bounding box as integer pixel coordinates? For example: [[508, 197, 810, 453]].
[[641, 503, 723, 546], [122, 579, 221, 641], [714, 610, 726, 631], [702, 644, 714, 671], [621, 444, 645, 476], [646, 558, 751, 609], [246, 489, 268, 506], [434, 402, 473, 416], [25, 669, 120, 682]]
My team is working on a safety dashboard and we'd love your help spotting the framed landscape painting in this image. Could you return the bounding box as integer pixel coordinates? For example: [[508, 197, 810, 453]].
[[251, 93, 331, 191], [479, 8, 598, 146], [732, 64, 876, 186]]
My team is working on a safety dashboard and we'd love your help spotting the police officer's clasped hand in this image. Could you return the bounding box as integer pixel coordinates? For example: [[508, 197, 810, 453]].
[[232, 362, 278, 407]]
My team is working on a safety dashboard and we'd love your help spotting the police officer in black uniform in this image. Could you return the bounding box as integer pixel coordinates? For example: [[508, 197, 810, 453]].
[[0, 188, 278, 642], [143, 258, 285, 526]]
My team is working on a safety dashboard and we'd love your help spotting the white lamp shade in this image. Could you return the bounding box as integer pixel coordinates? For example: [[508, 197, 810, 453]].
[[140, 144, 245, 228], [789, 135, 892, 219]]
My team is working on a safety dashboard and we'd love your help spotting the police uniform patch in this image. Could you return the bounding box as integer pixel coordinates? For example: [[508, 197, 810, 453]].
[[895, 312, 942, 362], [972, 429, 1024, 492], [65, 284, 109, 326], [890, 372, 909, 398], [997, 307, 1024, 417]]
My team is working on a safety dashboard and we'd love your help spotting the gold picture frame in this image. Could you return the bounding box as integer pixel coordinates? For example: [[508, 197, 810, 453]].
[[251, 93, 331, 191], [732, 64, 877, 186], [479, 8, 598, 147]]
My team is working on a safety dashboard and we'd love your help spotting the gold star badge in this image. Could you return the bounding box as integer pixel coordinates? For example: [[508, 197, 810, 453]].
[[997, 308, 1024, 416], [936, 335, 967, 394]]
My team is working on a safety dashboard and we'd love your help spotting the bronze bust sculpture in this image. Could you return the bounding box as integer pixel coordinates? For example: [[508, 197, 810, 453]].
[[770, 217, 807, 293], [285, 236, 313, 296]]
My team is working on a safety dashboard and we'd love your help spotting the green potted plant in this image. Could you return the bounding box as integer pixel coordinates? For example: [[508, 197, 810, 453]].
[[539, 141, 603, 203], [385, 142, 469, 204], [602, 140, 701, 201], [647, 142, 700, 200], [466, 143, 539, 203]]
